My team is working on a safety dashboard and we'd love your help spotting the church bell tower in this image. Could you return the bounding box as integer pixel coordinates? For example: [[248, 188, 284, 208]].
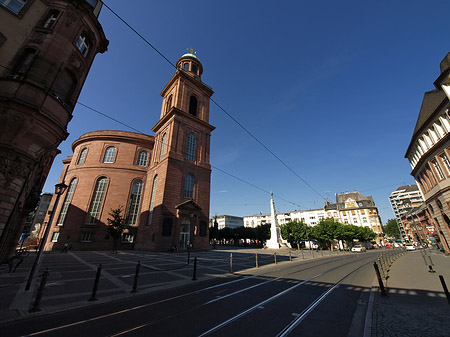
[[136, 50, 215, 251]]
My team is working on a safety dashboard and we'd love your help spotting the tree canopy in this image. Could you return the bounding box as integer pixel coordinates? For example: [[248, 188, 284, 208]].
[[106, 206, 127, 253], [280, 218, 377, 250], [384, 219, 400, 238]]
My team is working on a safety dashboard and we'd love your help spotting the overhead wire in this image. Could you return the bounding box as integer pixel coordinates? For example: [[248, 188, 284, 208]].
[[0, 56, 304, 209], [101, 1, 327, 201]]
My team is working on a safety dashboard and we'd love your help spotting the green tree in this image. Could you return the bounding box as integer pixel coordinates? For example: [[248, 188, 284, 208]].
[[356, 226, 377, 242], [255, 223, 271, 243], [384, 219, 400, 239], [106, 207, 127, 253], [281, 220, 309, 249], [310, 219, 341, 250], [336, 224, 360, 249], [218, 227, 234, 242]]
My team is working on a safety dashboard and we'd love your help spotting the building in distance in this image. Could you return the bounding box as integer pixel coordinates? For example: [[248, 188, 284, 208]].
[[243, 190, 384, 242], [210, 215, 244, 229], [389, 185, 424, 239]]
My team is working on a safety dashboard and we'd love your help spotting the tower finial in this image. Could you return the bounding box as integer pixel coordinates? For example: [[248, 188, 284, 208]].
[[187, 47, 196, 55]]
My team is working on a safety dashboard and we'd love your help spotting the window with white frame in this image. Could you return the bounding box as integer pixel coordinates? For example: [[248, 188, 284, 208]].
[[51, 232, 60, 242], [1, 0, 27, 14], [43, 9, 59, 29], [77, 148, 88, 164], [440, 153, 450, 174], [126, 180, 143, 226], [57, 178, 78, 225], [86, 177, 107, 224], [81, 232, 92, 242], [184, 174, 194, 199], [186, 133, 195, 161], [75, 34, 90, 57], [432, 159, 445, 180], [137, 150, 148, 166], [103, 146, 116, 163]]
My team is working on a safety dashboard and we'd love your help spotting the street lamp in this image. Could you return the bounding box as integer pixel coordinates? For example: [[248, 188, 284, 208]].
[[25, 181, 67, 291]]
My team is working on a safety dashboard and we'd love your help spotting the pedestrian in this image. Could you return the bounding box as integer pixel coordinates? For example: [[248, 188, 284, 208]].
[[62, 242, 69, 253]]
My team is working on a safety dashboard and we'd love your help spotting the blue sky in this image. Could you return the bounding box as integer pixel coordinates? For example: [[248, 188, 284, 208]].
[[43, 0, 450, 224]]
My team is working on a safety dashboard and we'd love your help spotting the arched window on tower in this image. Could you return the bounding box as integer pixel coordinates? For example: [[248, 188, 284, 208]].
[[86, 177, 108, 225], [184, 174, 194, 199], [147, 175, 158, 225], [186, 133, 196, 161], [166, 95, 173, 113], [189, 96, 197, 116], [160, 133, 167, 161], [126, 180, 143, 226]]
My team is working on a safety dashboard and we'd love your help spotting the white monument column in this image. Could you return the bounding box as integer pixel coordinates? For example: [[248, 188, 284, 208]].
[[266, 192, 286, 249]]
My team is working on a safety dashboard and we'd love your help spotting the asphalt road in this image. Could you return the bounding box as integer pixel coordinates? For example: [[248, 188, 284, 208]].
[[1, 250, 381, 337]]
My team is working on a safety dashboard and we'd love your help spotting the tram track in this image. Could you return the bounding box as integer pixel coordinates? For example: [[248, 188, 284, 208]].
[[16, 252, 380, 337]]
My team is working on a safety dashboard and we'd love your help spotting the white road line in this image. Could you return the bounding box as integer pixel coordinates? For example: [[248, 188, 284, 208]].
[[198, 272, 326, 337]]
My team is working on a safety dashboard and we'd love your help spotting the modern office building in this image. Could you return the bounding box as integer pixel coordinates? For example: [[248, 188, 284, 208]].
[[210, 215, 244, 229], [0, 0, 108, 262], [389, 185, 424, 238]]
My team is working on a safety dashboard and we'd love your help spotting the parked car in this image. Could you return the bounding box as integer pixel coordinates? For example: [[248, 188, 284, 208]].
[[405, 244, 416, 251], [351, 245, 366, 252]]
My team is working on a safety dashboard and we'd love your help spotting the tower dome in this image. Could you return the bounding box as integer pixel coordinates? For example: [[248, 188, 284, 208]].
[[176, 49, 203, 78]]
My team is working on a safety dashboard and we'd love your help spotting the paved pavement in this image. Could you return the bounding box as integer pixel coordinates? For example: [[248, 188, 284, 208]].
[[369, 248, 450, 337], [0, 246, 329, 323], [1, 246, 449, 336]]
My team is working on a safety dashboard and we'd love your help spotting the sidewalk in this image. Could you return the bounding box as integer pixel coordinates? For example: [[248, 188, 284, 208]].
[[370, 249, 450, 337]]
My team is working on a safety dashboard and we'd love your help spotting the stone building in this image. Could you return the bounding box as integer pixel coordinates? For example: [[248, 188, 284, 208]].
[[43, 52, 214, 252], [405, 53, 450, 254], [0, 0, 108, 262], [244, 190, 384, 242]]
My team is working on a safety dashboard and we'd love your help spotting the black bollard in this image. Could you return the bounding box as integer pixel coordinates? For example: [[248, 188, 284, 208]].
[[377, 258, 385, 279], [131, 261, 141, 293], [89, 264, 102, 301], [274, 252, 277, 264], [255, 253, 259, 268], [230, 253, 233, 273], [29, 268, 49, 312], [301, 248, 304, 259], [373, 262, 387, 296], [439, 275, 450, 306], [192, 257, 197, 280], [187, 249, 190, 265]]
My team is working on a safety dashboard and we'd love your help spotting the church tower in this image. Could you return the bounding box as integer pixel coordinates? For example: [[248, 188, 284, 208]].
[[136, 51, 215, 251]]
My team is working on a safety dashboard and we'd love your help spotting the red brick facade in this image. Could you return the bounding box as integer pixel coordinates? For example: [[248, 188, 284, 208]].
[[44, 53, 215, 252]]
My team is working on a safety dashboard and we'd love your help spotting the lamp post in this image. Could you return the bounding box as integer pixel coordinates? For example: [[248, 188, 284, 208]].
[[25, 181, 67, 291]]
